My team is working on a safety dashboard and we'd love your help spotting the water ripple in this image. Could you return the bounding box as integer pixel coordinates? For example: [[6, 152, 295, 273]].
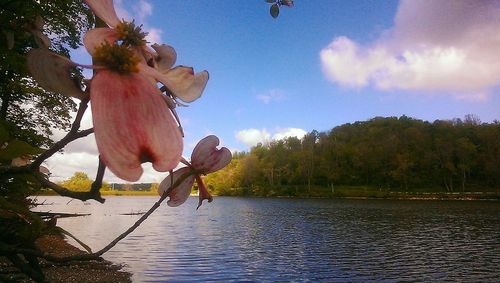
[[33, 196, 500, 282]]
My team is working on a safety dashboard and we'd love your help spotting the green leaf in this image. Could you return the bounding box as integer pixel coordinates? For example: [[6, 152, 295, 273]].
[[270, 4, 280, 18], [0, 140, 45, 161]]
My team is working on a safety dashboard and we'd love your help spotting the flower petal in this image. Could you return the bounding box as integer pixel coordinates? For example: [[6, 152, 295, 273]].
[[195, 176, 213, 209], [27, 49, 86, 99], [83, 28, 120, 55], [143, 65, 209, 103], [11, 156, 31, 167], [84, 0, 120, 27], [165, 67, 209, 103], [158, 167, 195, 207], [39, 165, 51, 175], [191, 135, 232, 174], [91, 70, 183, 181], [136, 45, 155, 66], [151, 44, 177, 73]]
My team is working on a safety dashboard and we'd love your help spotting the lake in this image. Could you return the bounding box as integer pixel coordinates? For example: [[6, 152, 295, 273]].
[[33, 196, 500, 282]]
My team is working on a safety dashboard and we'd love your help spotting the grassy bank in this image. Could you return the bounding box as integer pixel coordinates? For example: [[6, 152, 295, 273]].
[[35, 186, 500, 200], [216, 185, 500, 200], [35, 189, 158, 197], [101, 190, 157, 196]]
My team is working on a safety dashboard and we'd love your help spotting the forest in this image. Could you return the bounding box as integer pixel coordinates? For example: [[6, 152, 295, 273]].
[[205, 115, 500, 197]]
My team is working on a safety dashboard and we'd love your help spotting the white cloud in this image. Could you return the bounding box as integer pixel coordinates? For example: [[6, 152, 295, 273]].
[[235, 127, 307, 147], [133, 163, 168, 184], [272, 128, 307, 140], [320, 0, 500, 99], [46, 152, 99, 181], [50, 103, 95, 154], [235, 129, 271, 147], [55, 133, 99, 156], [256, 89, 286, 104], [114, 0, 163, 44], [46, 151, 172, 184], [114, 0, 131, 21], [145, 28, 163, 45], [136, 0, 153, 21]]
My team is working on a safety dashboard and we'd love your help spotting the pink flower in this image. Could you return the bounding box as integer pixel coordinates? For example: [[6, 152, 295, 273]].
[[27, 35, 184, 182], [158, 135, 232, 209], [90, 67, 183, 182], [83, 0, 208, 103], [27, 1, 212, 182]]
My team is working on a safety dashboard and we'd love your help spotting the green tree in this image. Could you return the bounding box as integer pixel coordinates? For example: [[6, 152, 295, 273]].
[[300, 130, 318, 194], [433, 120, 458, 191], [1, 3, 95, 279], [239, 154, 261, 187], [455, 137, 477, 191], [0, 0, 93, 147], [210, 115, 500, 196]]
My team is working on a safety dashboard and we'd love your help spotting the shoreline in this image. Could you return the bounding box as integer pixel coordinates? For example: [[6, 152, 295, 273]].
[[0, 235, 132, 283], [34, 191, 500, 201]]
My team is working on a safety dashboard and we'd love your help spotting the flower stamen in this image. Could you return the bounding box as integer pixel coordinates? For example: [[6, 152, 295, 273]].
[[115, 20, 148, 46], [93, 43, 140, 73]]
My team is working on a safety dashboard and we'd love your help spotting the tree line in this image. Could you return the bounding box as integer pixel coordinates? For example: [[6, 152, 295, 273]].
[[205, 115, 500, 197], [58, 172, 159, 192]]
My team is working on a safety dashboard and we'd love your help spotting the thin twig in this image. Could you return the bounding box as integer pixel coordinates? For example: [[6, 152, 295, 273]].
[[36, 173, 105, 203], [31, 96, 92, 170], [91, 170, 192, 256], [19, 95, 103, 202], [90, 156, 106, 195], [1, 170, 194, 262]]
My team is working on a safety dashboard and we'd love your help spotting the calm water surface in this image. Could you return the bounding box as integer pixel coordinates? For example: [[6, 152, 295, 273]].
[[33, 196, 500, 282]]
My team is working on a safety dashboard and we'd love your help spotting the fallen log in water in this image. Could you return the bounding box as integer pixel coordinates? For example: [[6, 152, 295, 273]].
[[34, 211, 91, 219]]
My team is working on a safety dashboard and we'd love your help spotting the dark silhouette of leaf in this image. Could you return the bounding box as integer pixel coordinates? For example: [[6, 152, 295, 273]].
[[270, 3, 280, 18], [0, 140, 44, 162]]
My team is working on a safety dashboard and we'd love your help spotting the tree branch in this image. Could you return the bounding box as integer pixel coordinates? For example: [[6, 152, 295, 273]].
[[36, 172, 105, 203], [31, 97, 92, 170], [90, 156, 106, 195], [1, 170, 194, 262], [0, 126, 92, 176]]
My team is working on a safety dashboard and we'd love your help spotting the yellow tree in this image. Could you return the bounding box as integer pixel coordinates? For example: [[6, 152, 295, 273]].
[[59, 172, 111, 192], [59, 172, 92, 192]]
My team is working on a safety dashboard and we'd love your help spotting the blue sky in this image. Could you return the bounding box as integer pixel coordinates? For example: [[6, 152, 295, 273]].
[[48, 0, 500, 183]]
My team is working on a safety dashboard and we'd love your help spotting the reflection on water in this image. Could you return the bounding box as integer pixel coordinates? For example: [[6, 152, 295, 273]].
[[33, 196, 500, 282]]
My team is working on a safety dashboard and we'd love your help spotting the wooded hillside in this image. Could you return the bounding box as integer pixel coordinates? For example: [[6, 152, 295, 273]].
[[206, 116, 500, 196]]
